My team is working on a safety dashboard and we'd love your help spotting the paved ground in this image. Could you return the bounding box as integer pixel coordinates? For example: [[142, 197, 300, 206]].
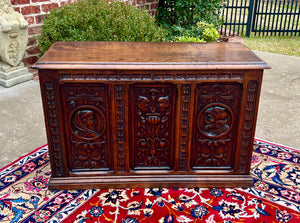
[[0, 50, 299, 168], [254, 51, 300, 149]]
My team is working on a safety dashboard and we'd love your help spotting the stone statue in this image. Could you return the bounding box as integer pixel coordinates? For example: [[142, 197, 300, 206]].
[[0, 0, 33, 87]]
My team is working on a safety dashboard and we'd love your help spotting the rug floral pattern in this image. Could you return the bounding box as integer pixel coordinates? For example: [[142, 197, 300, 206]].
[[0, 139, 299, 222]]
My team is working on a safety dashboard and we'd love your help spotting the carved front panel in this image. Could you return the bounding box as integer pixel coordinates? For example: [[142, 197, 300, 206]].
[[130, 85, 176, 170], [192, 84, 242, 170], [61, 85, 111, 171]]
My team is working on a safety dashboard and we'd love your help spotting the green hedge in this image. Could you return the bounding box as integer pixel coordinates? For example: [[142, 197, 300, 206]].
[[156, 0, 223, 42], [38, 0, 166, 55]]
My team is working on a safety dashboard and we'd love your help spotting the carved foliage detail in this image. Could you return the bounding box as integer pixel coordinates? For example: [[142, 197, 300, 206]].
[[115, 85, 126, 172], [8, 40, 19, 63], [59, 71, 243, 82], [44, 81, 65, 176], [239, 80, 259, 173], [132, 86, 175, 169], [179, 85, 190, 171], [193, 84, 241, 168], [62, 85, 110, 170]]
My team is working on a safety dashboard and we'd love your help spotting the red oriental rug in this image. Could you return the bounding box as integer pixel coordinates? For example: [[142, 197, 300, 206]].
[[0, 138, 300, 223]]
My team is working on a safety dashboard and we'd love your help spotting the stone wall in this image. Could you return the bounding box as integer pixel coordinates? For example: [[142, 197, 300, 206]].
[[11, 0, 159, 66]]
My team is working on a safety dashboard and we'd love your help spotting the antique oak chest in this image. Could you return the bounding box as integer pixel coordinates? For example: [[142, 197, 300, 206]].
[[33, 42, 270, 189]]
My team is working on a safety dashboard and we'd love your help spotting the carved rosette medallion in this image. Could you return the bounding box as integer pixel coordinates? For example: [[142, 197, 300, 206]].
[[192, 84, 241, 169], [131, 85, 175, 169], [62, 85, 110, 171]]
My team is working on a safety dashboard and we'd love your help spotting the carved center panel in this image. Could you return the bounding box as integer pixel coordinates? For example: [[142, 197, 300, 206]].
[[131, 85, 175, 169]]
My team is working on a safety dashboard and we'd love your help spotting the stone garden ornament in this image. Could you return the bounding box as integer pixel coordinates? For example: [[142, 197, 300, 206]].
[[0, 0, 33, 87]]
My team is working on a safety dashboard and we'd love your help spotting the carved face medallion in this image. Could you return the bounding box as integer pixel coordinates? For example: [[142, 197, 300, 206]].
[[197, 104, 233, 138], [70, 106, 105, 140]]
